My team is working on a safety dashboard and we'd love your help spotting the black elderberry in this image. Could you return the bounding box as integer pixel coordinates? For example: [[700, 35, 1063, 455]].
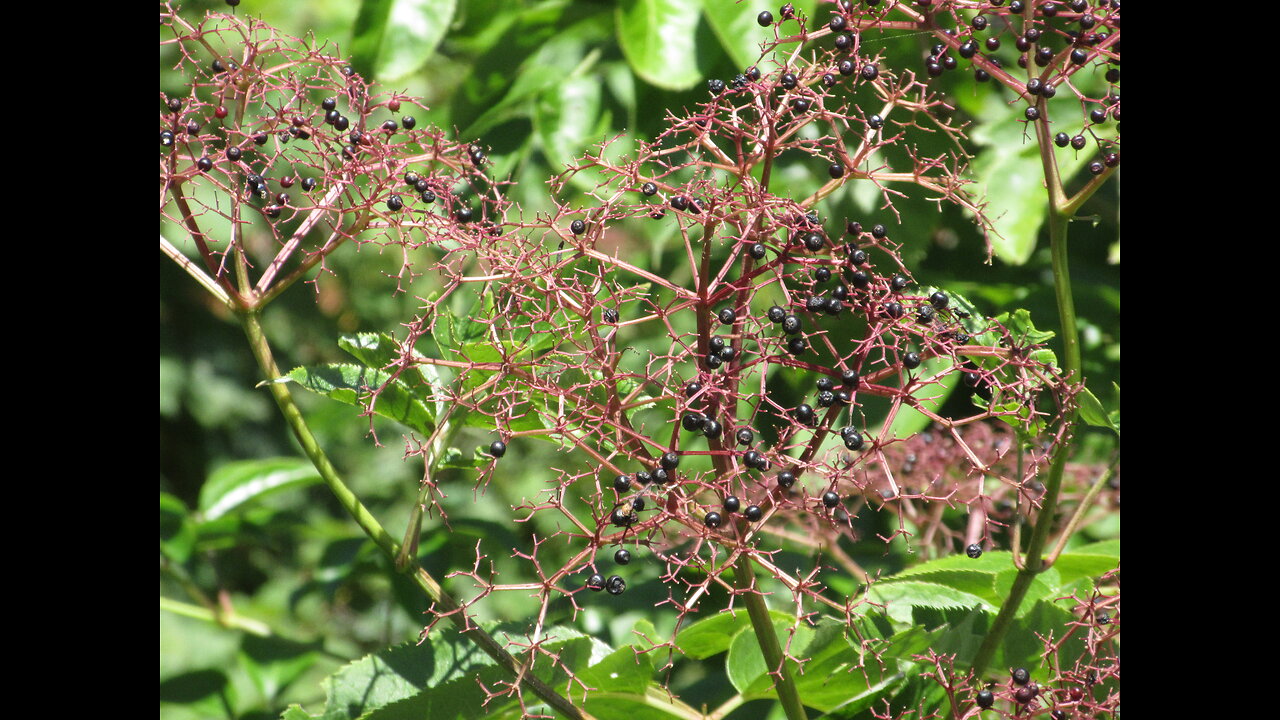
[[718, 308, 737, 325], [782, 315, 802, 334], [1035, 47, 1053, 66], [301, 177, 317, 192], [842, 371, 860, 389], [966, 543, 983, 558], [746, 66, 761, 81], [1090, 108, 1107, 125], [806, 296, 825, 313], [703, 419, 723, 438], [489, 440, 507, 458], [1088, 161, 1104, 175], [636, 470, 653, 485], [732, 73, 747, 90], [791, 97, 810, 113], [838, 60, 856, 76], [860, 63, 879, 81], [1071, 48, 1088, 65], [421, 190, 436, 203], [1071, 135, 1087, 150], [744, 505, 763, 522], [586, 573, 606, 591], [903, 352, 922, 369], [455, 207, 473, 223], [611, 508, 636, 527], [1055, 132, 1070, 147], [884, 302, 904, 319], [777, 471, 796, 488], [196, 156, 213, 172], [834, 34, 851, 52], [1010, 0, 1024, 11], [641, 181, 657, 197], [211, 59, 226, 73], [705, 511, 723, 528], [918, 306, 936, 323], [660, 451, 680, 471], [767, 306, 786, 323], [804, 232, 825, 251], [571, 219, 586, 235], [614, 549, 632, 565], [386, 195, 404, 211], [825, 298, 843, 315], [264, 206, 282, 219], [683, 412, 707, 432], [1025, 106, 1040, 121], [671, 196, 689, 211], [736, 428, 754, 446], [606, 575, 626, 595], [793, 404, 815, 425], [816, 390, 835, 407], [822, 491, 840, 508], [614, 475, 632, 493], [744, 451, 768, 470], [1014, 685, 1037, 704], [942, 55, 958, 70], [842, 429, 864, 451], [1012, 668, 1031, 686], [780, 72, 797, 89], [1104, 152, 1119, 167], [415, 179, 430, 193], [1105, 67, 1120, 83], [749, 243, 767, 259], [724, 495, 741, 513], [890, 274, 909, 291], [963, 371, 981, 387], [334, 115, 350, 131], [787, 337, 806, 355], [632, 497, 646, 512], [708, 78, 726, 95], [603, 308, 619, 324], [850, 270, 870, 288], [814, 267, 832, 283], [718, 347, 736, 362], [226, 146, 242, 161], [685, 381, 702, 397], [757, 10, 774, 26], [976, 690, 994, 709]]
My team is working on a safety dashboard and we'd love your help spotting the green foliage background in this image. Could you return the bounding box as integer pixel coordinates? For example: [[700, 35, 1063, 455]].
[[161, 2, 1119, 717]]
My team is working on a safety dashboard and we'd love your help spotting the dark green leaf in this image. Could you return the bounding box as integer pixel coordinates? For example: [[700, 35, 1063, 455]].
[[239, 635, 321, 702], [161, 492, 197, 563], [728, 616, 814, 695], [675, 608, 795, 659]]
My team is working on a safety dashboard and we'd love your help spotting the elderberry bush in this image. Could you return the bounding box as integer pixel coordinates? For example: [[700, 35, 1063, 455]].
[[162, 4, 1119, 719]]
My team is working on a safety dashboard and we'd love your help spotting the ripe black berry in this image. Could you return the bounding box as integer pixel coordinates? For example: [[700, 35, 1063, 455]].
[[959, 40, 977, 59], [660, 451, 680, 471], [842, 429, 864, 451], [966, 543, 983, 558], [586, 573, 605, 591], [736, 428, 754, 446], [963, 371, 981, 387], [780, 72, 797, 89], [749, 242, 767, 259], [671, 196, 689, 211], [884, 302, 904, 319], [777, 471, 796, 488], [606, 575, 626, 595], [421, 190, 436, 203], [708, 78, 726, 95], [614, 475, 632, 493], [838, 60, 855, 76], [570, 219, 586, 235], [804, 232, 825, 251], [1090, 108, 1107, 125], [793, 404, 814, 425], [1070, 135, 1087, 150], [790, 97, 810, 113], [684, 381, 702, 397], [757, 10, 774, 26], [226, 146, 242, 161], [782, 315, 802, 334], [682, 412, 706, 432], [704, 511, 723, 528], [603, 308, 619, 323], [381, 119, 398, 132], [917, 306, 936, 323], [641, 181, 657, 197], [824, 298, 843, 315], [489, 440, 507, 458], [301, 177, 317, 192], [614, 549, 632, 565], [787, 337, 806, 355], [1035, 47, 1053, 66], [976, 690, 994, 709], [841, 370, 859, 387], [386, 195, 403, 211], [1104, 152, 1119, 168], [455, 207, 473, 223], [1055, 132, 1070, 147], [744, 505, 763, 522], [718, 308, 737, 325], [929, 291, 949, 310], [816, 390, 835, 407], [1025, 106, 1040, 121], [890, 274, 909, 291], [724, 495, 741, 513], [1012, 668, 1031, 686], [264, 206, 282, 219], [702, 419, 723, 438], [196, 156, 212, 172], [1014, 685, 1037, 704], [903, 352, 922, 369], [1071, 48, 1088, 64], [743, 450, 768, 470], [806, 296, 825, 313], [828, 162, 845, 179], [611, 508, 636, 527], [860, 63, 879, 81], [1088, 161, 1104, 175], [822, 491, 840, 508]]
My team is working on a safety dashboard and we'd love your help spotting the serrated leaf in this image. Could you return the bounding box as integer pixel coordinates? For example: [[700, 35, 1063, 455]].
[[866, 581, 993, 624], [350, 0, 457, 81], [277, 364, 437, 436], [994, 568, 1059, 616], [998, 599, 1086, 674], [197, 457, 322, 522], [616, 0, 702, 90]]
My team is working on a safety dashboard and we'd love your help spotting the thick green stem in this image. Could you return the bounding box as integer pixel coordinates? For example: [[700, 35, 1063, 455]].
[[732, 554, 807, 720], [238, 309, 594, 720], [970, 200, 1082, 678]]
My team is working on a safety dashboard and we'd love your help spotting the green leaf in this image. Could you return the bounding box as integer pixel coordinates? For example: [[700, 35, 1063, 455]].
[[994, 568, 1059, 616], [727, 616, 814, 695], [1078, 385, 1119, 435], [698, 0, 765, 70], [577, 643, 654, 695], [616, 0, 703, 90], [1053, 541, 1120, 587], [338, 332, 404, 370], [866, 581, 994, 624], [197, 457, 322, 522], [676, 608, 793, 659], [281, 705, 315, 720], [277, 364, 437, 436], [350, 0, 457, 81], [239, 635, 321, 703], [160, 492, 197, 563]]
